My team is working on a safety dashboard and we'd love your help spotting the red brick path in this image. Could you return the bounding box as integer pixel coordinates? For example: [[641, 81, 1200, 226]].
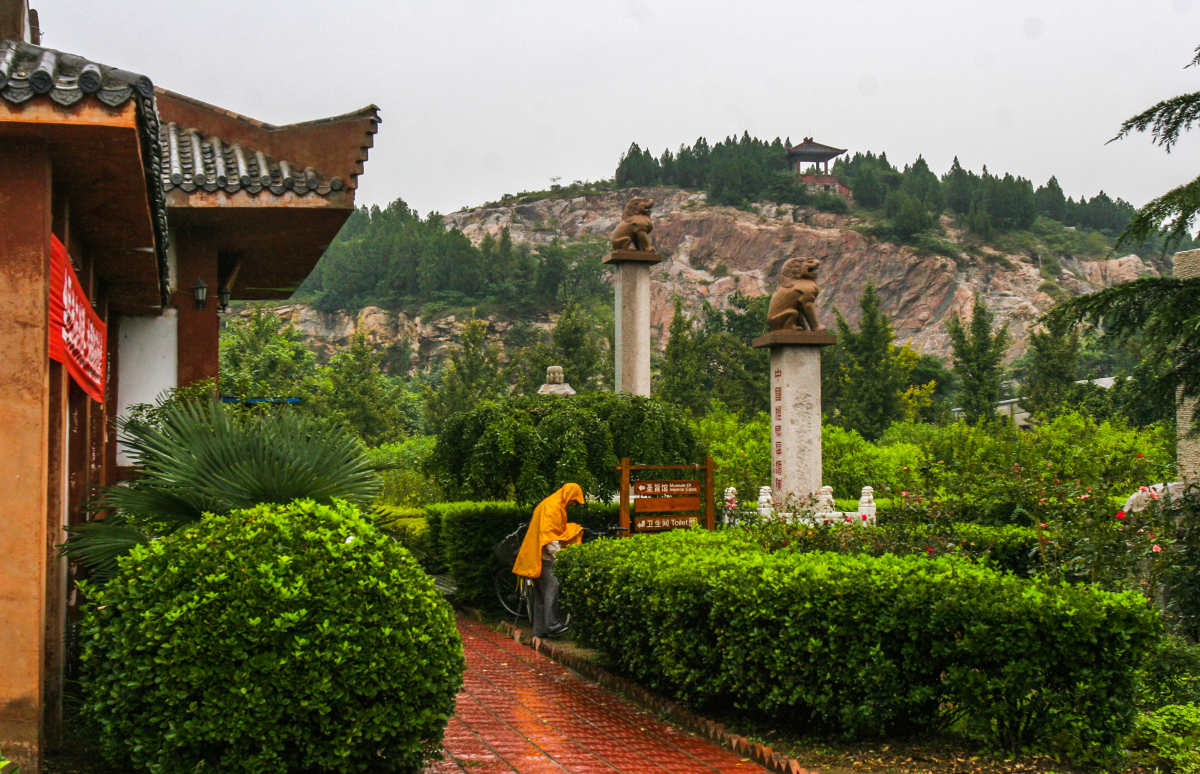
[[425, 617, 767, 774]]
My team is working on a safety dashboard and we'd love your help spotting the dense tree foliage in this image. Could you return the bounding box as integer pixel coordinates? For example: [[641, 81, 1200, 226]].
[[947, 296, 1011, 424], [427, 393, 703, 504], [302, 200, 606, 314], [1019, 316, 1080, 419], [422, 314, 510, 433], [656, 294, 769, 417], [511, 302, 612, 395]]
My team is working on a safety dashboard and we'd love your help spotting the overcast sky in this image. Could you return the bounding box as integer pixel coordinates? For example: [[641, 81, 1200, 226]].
[[35, 0, 1200, 216]]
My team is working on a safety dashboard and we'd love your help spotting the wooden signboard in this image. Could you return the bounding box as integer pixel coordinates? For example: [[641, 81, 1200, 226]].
[[616, 457, 717, 535]]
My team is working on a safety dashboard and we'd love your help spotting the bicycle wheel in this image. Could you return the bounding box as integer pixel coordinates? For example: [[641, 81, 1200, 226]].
[[494, 568, 530, 619]]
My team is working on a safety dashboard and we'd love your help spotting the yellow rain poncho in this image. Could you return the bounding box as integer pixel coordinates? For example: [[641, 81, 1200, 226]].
[[513, 483, 585, 579]]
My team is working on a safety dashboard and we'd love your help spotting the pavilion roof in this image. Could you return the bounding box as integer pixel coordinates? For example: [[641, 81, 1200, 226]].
[[786, 137, 847, 162]]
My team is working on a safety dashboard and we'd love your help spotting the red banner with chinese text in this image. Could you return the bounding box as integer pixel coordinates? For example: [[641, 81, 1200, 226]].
[[49, 235, 106, 402]]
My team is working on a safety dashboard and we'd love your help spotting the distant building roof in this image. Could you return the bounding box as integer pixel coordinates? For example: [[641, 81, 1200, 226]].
[[786, 137, 847, 163]]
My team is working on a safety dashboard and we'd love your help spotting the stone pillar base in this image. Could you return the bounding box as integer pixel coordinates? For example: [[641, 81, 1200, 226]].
[[604, 251, 662, 396], [753, 330, 837, 509]]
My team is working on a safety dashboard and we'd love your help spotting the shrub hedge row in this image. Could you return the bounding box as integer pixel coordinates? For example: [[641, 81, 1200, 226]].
[[556, 528, 1159, 758], [425, 500, 619, 606]]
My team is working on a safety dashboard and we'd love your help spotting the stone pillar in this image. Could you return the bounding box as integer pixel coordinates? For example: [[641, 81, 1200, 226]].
[[753, 331, 837, 509], [1176, 249, 1200, 482], [0, 139, 53, 773], [604, 250, 662, 396]]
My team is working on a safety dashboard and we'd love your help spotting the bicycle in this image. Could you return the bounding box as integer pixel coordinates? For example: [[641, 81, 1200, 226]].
[[491, 524, 619, 619]]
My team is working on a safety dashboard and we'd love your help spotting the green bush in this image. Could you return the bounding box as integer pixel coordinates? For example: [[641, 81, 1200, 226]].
[[429, 393, 703, 505], [427, 500, 619, 607], [1138, 635, 1200, 710], [1127, 704, 1200, 773], [79, 500, 464, 774], [823, 425, 923, 496], [557, 528, 1159, 758], [367, 436, 444, 507]]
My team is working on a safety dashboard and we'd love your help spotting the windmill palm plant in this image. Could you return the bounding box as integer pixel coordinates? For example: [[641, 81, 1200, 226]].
[[64, 399, 381, 580]]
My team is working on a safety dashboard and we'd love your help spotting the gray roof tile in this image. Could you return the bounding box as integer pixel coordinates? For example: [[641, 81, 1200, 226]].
[[159, 122, 343, 197]]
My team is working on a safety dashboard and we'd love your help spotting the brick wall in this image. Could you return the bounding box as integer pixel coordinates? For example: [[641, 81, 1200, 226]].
[[1176, 249, 1200, 482]]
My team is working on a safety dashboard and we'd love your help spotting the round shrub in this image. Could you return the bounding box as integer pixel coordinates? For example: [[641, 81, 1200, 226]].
[[79, 499, 464, 774]]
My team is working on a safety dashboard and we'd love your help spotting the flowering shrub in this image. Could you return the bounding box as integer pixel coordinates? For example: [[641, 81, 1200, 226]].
[[557, 528, 1159, 759], [879, 412, 1173, 524]]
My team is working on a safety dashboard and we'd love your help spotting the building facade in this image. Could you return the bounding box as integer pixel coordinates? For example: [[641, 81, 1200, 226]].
[[0, 3, 378, 769]]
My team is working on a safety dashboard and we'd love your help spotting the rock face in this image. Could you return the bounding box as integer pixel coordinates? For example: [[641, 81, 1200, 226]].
[[261, 187, 1160, 366], [251, 304, 535, 374], [444, 187, 1160, 361]]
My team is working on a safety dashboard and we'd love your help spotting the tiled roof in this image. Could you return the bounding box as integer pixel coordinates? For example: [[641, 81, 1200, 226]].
[[0, 38, 170, 307], [160, 122, 345, 197], [0, 38, 152, 107], [786, 138, 847, 159]]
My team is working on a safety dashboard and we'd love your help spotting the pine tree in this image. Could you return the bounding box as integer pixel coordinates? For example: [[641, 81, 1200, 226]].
[[1020, 316, 1080, 418], [943, 157, 976, 215], [892, 194, 935, 238], [947, 296, 1010, 424], [852, 166, 885, 208], [423, 314, 509, 432], [657, 298, 706, 413], [1035, 176, 1067, 222], [312, 332, 416, 445], [834, 284, 907, 441]]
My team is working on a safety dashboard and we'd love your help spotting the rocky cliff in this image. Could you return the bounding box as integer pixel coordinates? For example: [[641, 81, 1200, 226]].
[[255, 187, 1160, 367], [444, 187, 1159, 361]]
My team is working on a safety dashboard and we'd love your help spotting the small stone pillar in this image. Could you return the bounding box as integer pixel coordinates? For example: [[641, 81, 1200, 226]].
[[603, 250, 662, 396], [537, 365, 576, 396], [1176, 249, 1200, 482], [752, 330, 838, 509]]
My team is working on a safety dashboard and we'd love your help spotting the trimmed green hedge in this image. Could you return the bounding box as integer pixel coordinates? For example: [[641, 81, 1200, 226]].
[[426, 500, 619, 607], [80, 500, 463, 774], [557, 528, 1159, 758]]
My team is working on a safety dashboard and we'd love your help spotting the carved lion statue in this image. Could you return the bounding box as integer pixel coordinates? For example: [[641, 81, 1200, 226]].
[[611, 197, 655, 252], [767, 257, 824, 332]]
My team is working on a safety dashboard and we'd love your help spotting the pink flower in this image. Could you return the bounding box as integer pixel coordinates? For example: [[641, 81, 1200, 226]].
[[1080, 494, 1090, 500], [861, 514, 868, 521], [1137, 453, 1144, 458], [844, 516, 852, 523], [925, 546, 934, 553], [1150, 490, 1159, 500], [901, 491, 909, 496], [1153, 545, 1162, 552], [1116, 511, 1126, 520], [1140, 486, 1149, 492], [1039, 523, 1048, 528]]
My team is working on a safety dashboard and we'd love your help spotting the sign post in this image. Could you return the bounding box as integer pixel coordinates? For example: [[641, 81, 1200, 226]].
[[616, 457, 717, 534]]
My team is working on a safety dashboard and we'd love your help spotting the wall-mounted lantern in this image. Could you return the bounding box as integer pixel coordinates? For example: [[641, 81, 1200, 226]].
[[218, 287, 231, 314], [191, 278, 208, 310]]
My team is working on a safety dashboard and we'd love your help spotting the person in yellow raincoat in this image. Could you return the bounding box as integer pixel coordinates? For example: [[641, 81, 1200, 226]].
[[514, 483, 585, 638]]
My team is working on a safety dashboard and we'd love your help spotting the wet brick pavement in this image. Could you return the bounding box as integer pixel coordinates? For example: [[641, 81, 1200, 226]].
[[425, 616, 768, 773]]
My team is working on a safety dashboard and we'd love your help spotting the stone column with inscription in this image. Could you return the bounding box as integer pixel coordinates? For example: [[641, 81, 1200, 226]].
[[753, 330, 837, 509]]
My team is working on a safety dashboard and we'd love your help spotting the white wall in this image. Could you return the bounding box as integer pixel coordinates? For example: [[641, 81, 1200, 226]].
[[116, 310, 177, 465]]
